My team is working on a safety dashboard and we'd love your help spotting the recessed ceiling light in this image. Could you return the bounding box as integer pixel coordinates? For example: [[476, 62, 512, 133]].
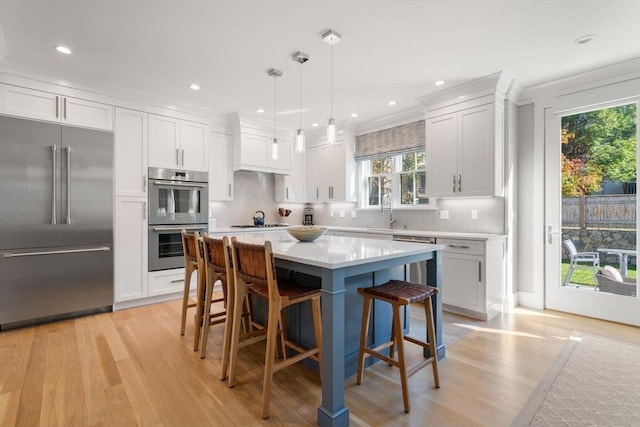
[[311, 122, 319, 127], [388, 100, 397, 106], [435, 80, 446, 86], [575, 34, 595, 45], [189, 83, 200, 90], [256, 108, 265, 113], [350, 113, 358, 118], [55, 45, 71, 55]]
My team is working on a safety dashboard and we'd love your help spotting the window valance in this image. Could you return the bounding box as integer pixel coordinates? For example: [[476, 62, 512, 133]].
[[355, 120, 425, 160]]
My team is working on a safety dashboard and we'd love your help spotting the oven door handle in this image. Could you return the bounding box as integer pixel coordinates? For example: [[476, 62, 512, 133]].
[[151, 180, 206, 188], [152, 226, 206, 232]]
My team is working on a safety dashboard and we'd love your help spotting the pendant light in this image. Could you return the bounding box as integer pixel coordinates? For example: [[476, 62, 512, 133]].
[[322, 29, 341, 145], [292, 51, 309, 153], [267, 68, 282, 160]]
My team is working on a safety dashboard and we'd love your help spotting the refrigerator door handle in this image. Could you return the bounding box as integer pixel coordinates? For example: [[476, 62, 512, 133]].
[[3, 246, 111, 258], [65, 146, 72, 224], [51, 145, 57, 224]]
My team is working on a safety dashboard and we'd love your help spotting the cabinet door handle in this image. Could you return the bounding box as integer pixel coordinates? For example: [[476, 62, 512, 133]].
[[228, 183, 232, 198], [316, 187, 319, 199], [286, 187, 289, 200], [176, 148, 180, 165], [478, 261, 482, 282], [458, 174, 462, 192], [449, 244, 470, 249], [143, 174, 147, 193], [452, 175, 456, 192], [63, 97, 67, 119], [55, 96, 59, 118], [181, 149, 185, 166], [143, 201, 147, 220], [170, 279, 183, 284]]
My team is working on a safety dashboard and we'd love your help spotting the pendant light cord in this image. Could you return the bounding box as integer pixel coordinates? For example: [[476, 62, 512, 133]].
[[273, 74, 277, 139], [299, 61, 303, 129], [330, 41, 333, 118]]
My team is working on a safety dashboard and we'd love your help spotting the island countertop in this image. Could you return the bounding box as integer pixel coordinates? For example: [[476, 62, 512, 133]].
[[233, 230, 445, 270]]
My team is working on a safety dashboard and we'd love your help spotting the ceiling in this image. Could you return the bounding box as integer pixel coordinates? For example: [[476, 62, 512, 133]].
[[0, 0, 639, 131]]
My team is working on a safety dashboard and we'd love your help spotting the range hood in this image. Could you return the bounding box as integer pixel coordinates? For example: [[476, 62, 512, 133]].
[[230, 112, 293, 175]]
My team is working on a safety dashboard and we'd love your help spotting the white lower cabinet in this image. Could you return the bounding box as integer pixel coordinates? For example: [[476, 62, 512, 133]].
[[148, 269, 192, 296], [114, 197, 148, 302], [440, 237, 505, 321]]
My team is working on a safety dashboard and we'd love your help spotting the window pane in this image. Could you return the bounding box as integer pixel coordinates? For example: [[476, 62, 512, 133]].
[[381, 157, 393, 174], [416, 151, 425, 169], [368, 177, 380, 205], [401, 153, 415, 171], [371, 158, 382, 174], [416, 171, 428, 204], [400, 173, 414, 204], [382, 176, 392, 201]]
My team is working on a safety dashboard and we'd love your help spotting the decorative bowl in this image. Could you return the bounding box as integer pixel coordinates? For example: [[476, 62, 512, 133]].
[[287, 226, 327, 242]]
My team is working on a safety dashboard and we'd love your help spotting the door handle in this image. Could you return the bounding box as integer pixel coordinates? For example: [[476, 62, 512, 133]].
[[63, 97, 67, 120], [547, 226, 562, 244], [65, 146, 72, 224], [3, 246, 111, 258], [55, 96, 59, 118], [458, 174, 462, 192], [452, 175, 456, 192], [176, 148, 180, 165], [51, 145, 57, 224], [181, 149, 185, 166], [228, 183, 232, 198]]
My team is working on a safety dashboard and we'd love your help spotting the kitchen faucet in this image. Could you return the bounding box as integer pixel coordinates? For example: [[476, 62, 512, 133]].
[[381, 193, 396, 229]]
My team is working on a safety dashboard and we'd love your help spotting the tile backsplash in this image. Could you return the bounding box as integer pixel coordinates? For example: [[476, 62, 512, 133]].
[[209, 171, 504, 234]]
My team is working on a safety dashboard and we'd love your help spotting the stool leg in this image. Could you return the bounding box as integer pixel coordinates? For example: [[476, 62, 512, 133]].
[[261, 301, 281, 419], [393, 304, 410, 413], [278, 312, 287, 360], [228, 282, 247, 388], [193, 269, 205, 351], [424, 297, 440, 388], [220, 277, 235, 380], [200, 274, 215, 359], [311, 296, 323, 379], [389, 315, 396, 366], [180, 265, 194, 335], [357, 294, 373, 385]]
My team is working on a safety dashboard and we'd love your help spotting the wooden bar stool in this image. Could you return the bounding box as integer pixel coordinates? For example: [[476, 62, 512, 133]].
[[179, 229, 201, 341], [228, 237, 322, 419], [357, 280, 440, 413], [198, 235, 230, 359]]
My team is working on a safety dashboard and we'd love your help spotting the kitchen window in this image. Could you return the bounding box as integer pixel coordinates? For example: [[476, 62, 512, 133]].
[[359, 149, 433, 209]]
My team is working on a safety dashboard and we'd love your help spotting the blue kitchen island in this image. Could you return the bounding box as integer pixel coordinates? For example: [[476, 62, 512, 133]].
[[234, 231, 445, 427]]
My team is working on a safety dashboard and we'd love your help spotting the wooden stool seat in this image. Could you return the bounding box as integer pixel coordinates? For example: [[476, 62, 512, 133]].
[[357, 280, 440, 413]]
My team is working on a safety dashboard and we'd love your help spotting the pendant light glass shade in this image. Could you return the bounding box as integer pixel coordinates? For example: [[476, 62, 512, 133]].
[[326, 118, 336, 145], [267, 68, 282, 160], [295, 129, 305, 152], [323, 29, 341, 146]]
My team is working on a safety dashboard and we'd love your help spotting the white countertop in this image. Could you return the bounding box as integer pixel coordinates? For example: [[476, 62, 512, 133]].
[[224, 230, 445, 270], [209, 225, 505, 241]]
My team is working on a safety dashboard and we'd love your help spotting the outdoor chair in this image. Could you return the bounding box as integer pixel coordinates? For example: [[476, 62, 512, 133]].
[[563, 239, 599, 287]]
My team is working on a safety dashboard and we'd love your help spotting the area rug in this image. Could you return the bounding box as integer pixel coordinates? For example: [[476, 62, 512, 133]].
[[513, 331, 640, 426]]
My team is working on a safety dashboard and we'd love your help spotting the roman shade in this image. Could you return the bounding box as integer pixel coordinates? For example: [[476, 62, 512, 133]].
[[355, 120, 425, 160]]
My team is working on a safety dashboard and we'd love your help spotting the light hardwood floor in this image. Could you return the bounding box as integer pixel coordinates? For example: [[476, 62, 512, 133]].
[[1, 299, 638, 427]]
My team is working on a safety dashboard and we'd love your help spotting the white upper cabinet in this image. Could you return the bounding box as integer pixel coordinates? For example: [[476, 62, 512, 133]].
[[420, 73, 507, 198], [209, 131, 234, 201], [231, 113, 293, 174], [426, 103, 498, 197], [0, 83, 113, 130], [306, 130, 356, 203], [275, 149, 306, 202], [115, 107, 148, 197], [148, 114, 209, 172]]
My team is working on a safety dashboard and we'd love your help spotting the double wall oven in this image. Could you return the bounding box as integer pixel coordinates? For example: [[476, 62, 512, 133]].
[[148, 167, 208, 271]]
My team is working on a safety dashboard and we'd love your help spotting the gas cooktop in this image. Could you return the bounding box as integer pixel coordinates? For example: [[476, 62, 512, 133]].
[[230, 224, 289, 228]]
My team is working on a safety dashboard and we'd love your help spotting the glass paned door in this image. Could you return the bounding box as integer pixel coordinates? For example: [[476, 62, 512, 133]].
[[545, 100, 640, 325]]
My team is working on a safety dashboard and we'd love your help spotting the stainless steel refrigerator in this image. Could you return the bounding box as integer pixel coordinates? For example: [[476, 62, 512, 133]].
[[0, 115, 113, 329]]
